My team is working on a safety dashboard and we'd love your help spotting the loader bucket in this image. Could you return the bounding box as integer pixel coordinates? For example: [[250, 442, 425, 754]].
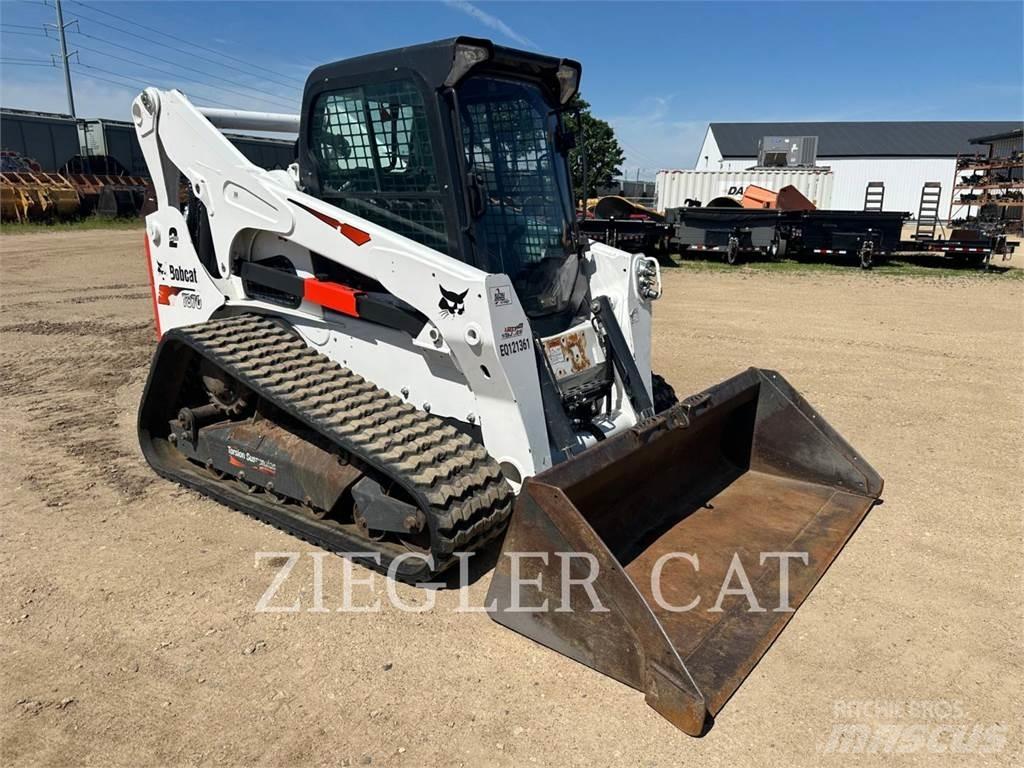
[[487, 368, 882, 736]]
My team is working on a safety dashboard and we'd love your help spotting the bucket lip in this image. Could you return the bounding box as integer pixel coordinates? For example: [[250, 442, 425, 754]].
[[498, 481, 709, 723]]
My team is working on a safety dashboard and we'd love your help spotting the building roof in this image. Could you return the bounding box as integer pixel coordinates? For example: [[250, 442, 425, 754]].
[[970, 127, 1023, 145], [709, 121, 1022, 158]]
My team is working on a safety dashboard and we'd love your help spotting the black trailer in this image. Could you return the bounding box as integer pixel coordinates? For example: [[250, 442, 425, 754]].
[[666, 207, 783, 264], [907, 229, 1018, 267], [777, 210, 909, 268], [578, 216, 671, 254]]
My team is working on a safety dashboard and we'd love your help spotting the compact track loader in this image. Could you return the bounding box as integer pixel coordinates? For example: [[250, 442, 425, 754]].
[[134, 37, 882, 735]]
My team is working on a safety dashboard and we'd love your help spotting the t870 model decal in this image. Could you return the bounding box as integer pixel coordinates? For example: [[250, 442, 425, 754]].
[[157, 285, 203, 309]]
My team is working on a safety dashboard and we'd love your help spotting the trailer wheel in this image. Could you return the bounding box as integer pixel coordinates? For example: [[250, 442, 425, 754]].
[[725, 236, 740, 265], [858, 241, 874, 270], [768, 233, 786, 260]]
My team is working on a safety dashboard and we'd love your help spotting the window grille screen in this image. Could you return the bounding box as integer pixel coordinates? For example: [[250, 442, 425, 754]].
[[460, 78, 569, 277], [311, 81, 448, 252]]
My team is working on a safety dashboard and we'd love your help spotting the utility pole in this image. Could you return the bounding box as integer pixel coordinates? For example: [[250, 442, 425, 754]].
[[47, 0, 77, 116]]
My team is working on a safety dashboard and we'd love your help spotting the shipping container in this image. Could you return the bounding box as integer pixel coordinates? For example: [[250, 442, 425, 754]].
[[655, 168, 833, 212], [0, 108, 80, 172]]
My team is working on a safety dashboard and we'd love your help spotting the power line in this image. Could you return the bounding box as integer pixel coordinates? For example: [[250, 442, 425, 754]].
[[3, 9, 297, 111], [1, 60, 58, 68], [68, 0, 306, 86], [0, 28, 51, 38], [71, 63, 235, 109], [617, 139, 661, 168], [1, 22, 284, 114], [68, 30, 298, 109], [68, 38, 297, 111], [66, 1, 305, 90]]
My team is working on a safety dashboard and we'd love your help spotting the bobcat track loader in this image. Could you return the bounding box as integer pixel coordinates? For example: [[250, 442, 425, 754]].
[[134, 37, 882, 735]]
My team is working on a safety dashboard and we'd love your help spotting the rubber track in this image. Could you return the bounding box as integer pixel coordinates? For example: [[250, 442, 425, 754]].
[[172, 314, 513, 568]]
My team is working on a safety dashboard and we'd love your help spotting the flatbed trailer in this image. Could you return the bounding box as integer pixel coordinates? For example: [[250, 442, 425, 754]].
[[902, 230, 1019, 266]]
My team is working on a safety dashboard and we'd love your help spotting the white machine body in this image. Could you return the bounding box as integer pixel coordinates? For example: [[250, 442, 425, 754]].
[[133, 88, 661, 484]]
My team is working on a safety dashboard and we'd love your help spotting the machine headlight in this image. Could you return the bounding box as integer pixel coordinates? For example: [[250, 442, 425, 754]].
[[556, 63, 580, 104], [635, 256, 662, 301], [445, 43, 491, 86]]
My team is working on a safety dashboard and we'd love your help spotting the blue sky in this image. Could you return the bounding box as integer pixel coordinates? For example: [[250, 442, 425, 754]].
[[2, 1, 1021, 177]]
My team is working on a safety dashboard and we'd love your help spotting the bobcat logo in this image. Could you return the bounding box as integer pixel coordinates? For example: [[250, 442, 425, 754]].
[[438, 285, 468, 318], [156, 261, 166, 278]]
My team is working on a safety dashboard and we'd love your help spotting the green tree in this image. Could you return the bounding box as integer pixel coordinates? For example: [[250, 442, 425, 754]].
[[563, 94, 625, 202]]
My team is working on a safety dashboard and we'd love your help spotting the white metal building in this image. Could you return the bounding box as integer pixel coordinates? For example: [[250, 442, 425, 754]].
[[693, 121, 1021, 215]]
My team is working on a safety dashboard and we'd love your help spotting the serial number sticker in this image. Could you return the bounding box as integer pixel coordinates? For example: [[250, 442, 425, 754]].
[[544, 331, 592, 380], [499, 338, 530, 357]]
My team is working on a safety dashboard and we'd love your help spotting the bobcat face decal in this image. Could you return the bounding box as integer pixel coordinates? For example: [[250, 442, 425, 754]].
[[438, 285, 468, 318]]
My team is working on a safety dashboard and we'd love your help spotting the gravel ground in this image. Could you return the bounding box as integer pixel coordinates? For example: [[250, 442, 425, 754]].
[[1, 227, 1021, 767]]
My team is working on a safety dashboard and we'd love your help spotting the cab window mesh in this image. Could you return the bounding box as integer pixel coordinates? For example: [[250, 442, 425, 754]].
[[311, 81, 448, 252], [460, 79, 569, 277]]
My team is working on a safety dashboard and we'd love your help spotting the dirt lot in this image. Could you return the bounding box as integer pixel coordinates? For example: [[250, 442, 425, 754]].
[[1, 227, 1021, 767]]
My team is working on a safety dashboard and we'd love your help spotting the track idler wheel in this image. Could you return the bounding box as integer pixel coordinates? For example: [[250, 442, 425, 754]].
[[201, 359, 250, 415]]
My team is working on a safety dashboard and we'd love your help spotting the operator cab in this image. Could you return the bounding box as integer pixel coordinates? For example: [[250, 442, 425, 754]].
[[297, 38, 586, 329]]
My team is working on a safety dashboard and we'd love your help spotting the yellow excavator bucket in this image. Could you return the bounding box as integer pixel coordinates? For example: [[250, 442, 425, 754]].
[[487, 367, 882, 735]]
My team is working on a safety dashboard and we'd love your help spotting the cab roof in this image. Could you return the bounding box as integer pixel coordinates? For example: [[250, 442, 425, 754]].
[[305, 36, 580, 101]]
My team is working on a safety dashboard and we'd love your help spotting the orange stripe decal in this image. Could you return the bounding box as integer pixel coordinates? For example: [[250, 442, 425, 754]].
[[290, 199, 371, 246], [143, 233, 162, 338], [338, 222, 371, 246]]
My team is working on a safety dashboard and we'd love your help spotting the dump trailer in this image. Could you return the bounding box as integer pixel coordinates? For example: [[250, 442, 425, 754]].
[[133, 37, 882, 735], [579, 196, 672, 256], [666, 206, 784, 264], [779, 210, 909, 268]]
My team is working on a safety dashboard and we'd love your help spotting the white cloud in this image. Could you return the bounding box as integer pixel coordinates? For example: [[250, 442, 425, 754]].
[[606, 95, 708, 180], [442, 0, 537, 49]]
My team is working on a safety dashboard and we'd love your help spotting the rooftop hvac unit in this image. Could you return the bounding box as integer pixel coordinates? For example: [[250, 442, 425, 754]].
[[758, 136, 818, 168]]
